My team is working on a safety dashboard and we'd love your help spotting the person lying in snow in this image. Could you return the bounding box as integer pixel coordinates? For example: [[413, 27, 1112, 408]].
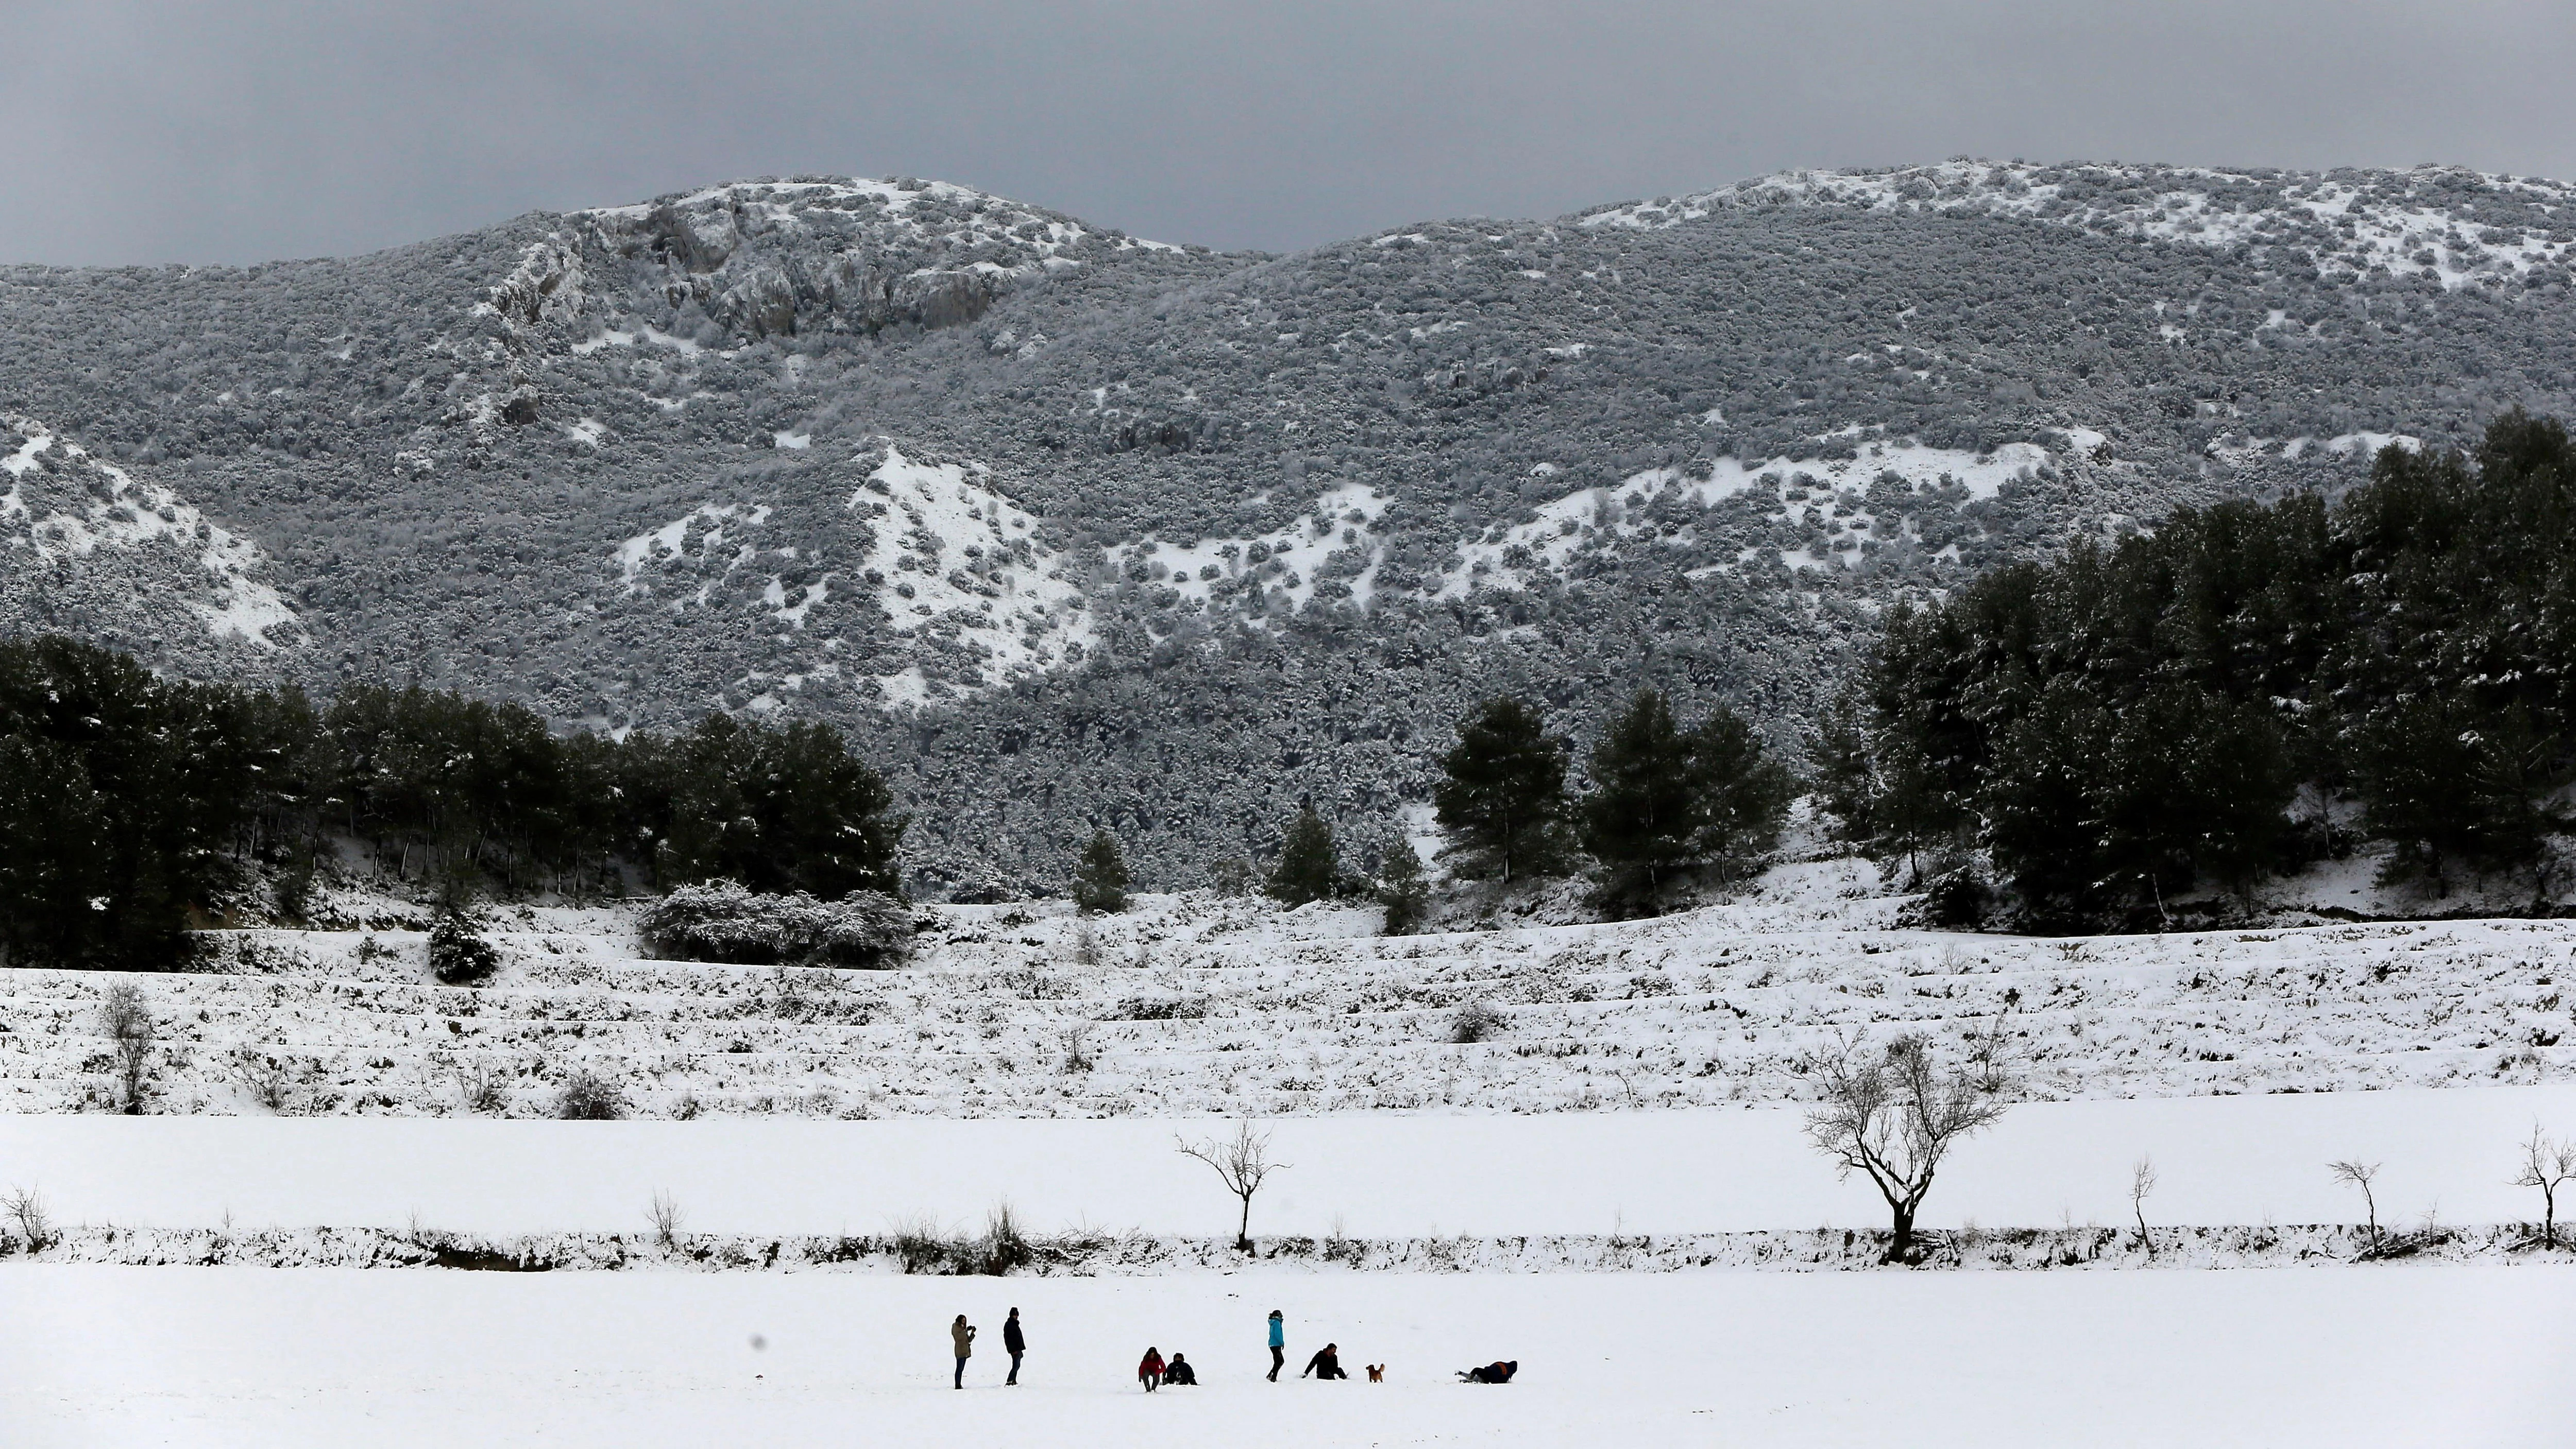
[[1458, 1360, 1517, 1384], [1162, 1353, 1198, 1385], [1302, 1343, 1349, 1380], [1138, 1346, 1166, 1391]]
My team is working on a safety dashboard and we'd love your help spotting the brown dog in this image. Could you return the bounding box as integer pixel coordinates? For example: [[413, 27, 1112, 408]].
[[1366, 1365, 1385, 1382]]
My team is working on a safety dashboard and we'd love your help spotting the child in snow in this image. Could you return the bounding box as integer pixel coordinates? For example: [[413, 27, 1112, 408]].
[[1302, 1342, 1348, 1380], [1458, 1360, 1517, 1384], [1163, 1352, 1198, 1385], [950, 1315, 976, 1389], [1139, 1346, 1166, 1391], [1267, 1309, 1286, 1381]]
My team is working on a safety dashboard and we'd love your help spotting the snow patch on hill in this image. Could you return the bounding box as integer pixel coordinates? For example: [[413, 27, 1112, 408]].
[[1441, 434, 2077, 593], [852, 446, 1094, 706], [1114, 481, 1391, 615], [1589, 160, 2576, 290], [0, 416, 300, 647]]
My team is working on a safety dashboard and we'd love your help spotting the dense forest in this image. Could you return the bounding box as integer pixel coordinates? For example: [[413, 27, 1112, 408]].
[[0, 637, 904, 969], [1819, 410, 2576, 928]]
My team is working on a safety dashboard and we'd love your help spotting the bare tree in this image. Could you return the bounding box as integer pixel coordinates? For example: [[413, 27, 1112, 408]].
[[1176, 1120, 1289, 1252], [2511, 1126, 2576, 1248], [2328, 1160, 2382, 1247], [1802, 1032, 2012, 1263], [3, 1185, 52, 1251], [2129, 1156, 2158, 1258], [99, 981, 156, 1115], [647, 1190, 685, 1250]]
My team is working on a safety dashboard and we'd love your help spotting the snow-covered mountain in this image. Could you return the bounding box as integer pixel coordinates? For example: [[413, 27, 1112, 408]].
[[6, 160, 2576, 891]]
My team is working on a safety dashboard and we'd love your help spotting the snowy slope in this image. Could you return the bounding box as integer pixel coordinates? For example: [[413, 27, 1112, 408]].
[[5, 874, 2567, 1118], [0, 414, 300, 653]]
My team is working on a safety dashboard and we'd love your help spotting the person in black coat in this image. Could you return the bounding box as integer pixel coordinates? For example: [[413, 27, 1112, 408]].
[[1003, 1307, 1025, 1385], [1302, 1343, 1348, 1380], [1163, 1352, 1198, 1385]]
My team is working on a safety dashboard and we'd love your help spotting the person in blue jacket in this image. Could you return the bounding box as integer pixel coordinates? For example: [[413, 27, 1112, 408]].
[[1266, 1309, 1286, 1381]]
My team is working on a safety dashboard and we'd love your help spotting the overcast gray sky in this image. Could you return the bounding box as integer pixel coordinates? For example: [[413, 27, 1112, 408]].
[[7, 0, 2575, 265]]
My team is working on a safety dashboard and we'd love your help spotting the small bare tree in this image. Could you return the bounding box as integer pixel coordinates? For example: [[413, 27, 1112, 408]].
[[1802, 1031, 2012, 1263], [1177, 1120, 1289, 1252], [3, 1185, 52, 1251], [2129, 1156, 2158, 1258], [2328, 1160, 2382, 1247], [647, 1190, 685, 1250], [99, 981, 156, 1115], [2512, 1126, 2576, 1248]]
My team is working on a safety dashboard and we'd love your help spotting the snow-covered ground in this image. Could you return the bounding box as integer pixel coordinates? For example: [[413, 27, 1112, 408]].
[[5, 876, 2568, 1118], [6, 1267, 2569, 1448], [6, 1087, 2571, 1239]]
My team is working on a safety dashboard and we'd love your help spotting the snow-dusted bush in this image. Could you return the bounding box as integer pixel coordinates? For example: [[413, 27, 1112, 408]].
[[1451, 1000, 1506, 1044], [428, 911, 501, 986], [552, 1068, 629, 1120], [640, 881, 916, 968]]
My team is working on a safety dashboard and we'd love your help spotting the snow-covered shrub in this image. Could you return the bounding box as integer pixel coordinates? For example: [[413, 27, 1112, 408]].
[[428, 912, 501, 985], [227, 1046, 301, 1113], [456, 1063, 508, 1115], [552, 1068, 629, 1120], [100, 982, 156, 1114], [640, 881, 915, 968], [1451, 1000, 1506, 1044]]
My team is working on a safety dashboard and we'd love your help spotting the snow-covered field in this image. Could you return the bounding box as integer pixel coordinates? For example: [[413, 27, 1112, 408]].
[[4, 875, 2569, 1118], [7, 1088, 2573, 1239], [6, 1267, 2569, 1448], [8, 876, 2572, 1443]]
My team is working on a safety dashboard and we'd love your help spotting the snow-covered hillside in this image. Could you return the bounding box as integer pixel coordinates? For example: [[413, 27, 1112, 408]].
[[7, 873, 2565, 1119], [0, 414, 300, 654], [1588, 159, 2576, 290]]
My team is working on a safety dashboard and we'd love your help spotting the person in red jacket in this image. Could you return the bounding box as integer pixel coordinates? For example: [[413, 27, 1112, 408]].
[[1139, 1346, 1166, 1391]]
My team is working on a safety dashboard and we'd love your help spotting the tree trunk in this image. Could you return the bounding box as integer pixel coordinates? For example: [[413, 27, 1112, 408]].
[[1236, 1195, 1252, 1253], [1885, 1204, 1916, 1264]]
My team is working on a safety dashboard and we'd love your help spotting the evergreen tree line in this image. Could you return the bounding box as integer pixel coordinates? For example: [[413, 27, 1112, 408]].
[[1817, 410, 2576, 928], [1072, 689, 1797, 927], [0, 636, 904, 969]]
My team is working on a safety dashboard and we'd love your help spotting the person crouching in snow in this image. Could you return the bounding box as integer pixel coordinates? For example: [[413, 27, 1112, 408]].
[[1139, 1346, 1166, 1391], [1302, 1342, 1348, 1380], [950, 1315, 976, 1389], [1163, 1352, 1198, 1386]]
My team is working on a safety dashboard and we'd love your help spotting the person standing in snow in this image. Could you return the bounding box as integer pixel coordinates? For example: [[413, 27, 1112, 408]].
[[1139, 1345, 1166, 1391], [951, 1314, 976, 1389], [1003, 1307, 1025, 1385], [1302, 1342, 1348, 1380], [1267, 1308, 1286, 1380]]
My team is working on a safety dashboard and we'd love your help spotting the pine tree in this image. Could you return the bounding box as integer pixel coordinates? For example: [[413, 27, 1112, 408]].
[[1266, 808, 1337, 906], [1376, 836, 1429, 936], [1072, 828, 1130, 913], [1433, 697, 1572, 885], [1688, 706, 1798, 877], [1580, 690, 1699, 912]]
